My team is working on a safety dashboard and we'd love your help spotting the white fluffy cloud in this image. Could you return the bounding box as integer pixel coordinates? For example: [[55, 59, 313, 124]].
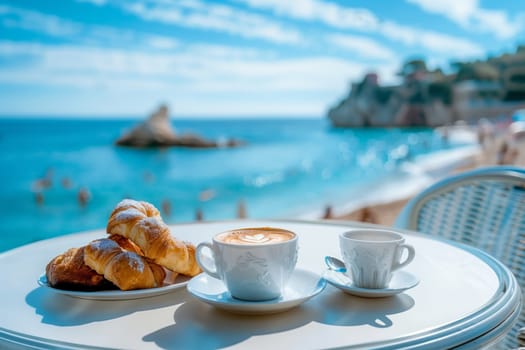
[[0, 5, 81, 38], [379, 21, 484, 58], [0, 4, 181, 51], [0, 40, 368, 115], [238, 0, 484, 57], [240, 0, 379, 30], [327, 34, 396, 61], [407, 0, 523, 39], [0, 40, 361, 90], [124, 0, 304, 45]]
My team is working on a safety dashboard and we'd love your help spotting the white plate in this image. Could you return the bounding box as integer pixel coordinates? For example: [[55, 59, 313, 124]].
[[38, 273, 190, 300], [323, 269, 419, 298], [187, 269, 326, 315]]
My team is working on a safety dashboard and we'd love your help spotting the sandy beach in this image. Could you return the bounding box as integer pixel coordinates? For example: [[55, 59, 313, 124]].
[[331, 122, 525, 226]]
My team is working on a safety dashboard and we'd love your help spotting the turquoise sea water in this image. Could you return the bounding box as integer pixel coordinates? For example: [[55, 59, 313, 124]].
[[0, 118, 472, 252]]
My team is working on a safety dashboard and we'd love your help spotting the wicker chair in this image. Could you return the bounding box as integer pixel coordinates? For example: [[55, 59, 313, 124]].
[[395, 166, 525, 349]]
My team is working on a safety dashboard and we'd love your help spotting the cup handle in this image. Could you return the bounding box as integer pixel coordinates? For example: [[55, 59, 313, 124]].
[[195, 242, 221, 279], [393, 244, 415, 271]]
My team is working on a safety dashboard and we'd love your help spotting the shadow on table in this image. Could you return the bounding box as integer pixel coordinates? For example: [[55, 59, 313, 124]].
[[316, 287, 415, 328], [143, 287, 414, 350], [143, 296, 318, 350], [25, 286, 188, 326]]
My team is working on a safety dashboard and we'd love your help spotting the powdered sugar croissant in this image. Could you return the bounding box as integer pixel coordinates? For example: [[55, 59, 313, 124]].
[[106, 199, 201, 277], [84, 238, 166, 291]]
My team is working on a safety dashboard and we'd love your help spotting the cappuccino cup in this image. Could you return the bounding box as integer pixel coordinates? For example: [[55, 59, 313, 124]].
[[339, 229, 415, 289], [195, 227, 298, 301]]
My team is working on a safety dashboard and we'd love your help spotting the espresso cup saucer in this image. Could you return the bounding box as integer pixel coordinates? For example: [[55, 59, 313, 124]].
[[187, 269, 326, 315], [322, 269, 419, 298]]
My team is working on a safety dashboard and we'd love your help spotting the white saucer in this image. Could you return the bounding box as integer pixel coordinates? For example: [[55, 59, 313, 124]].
[[322, 269, 419, 298], [187, 269, 326, 315], [38, 273, 190, 300]]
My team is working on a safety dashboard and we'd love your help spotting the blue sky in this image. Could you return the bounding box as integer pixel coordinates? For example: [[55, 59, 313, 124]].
[[0, 0, 524, 118]]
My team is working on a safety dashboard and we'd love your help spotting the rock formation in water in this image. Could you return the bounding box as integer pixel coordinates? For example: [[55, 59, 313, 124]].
[[115, 105, 244, 148]]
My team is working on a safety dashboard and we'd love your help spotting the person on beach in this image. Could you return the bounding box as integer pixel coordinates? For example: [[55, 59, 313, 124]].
[[61, 177, 72, 189], [32, 178, 52, 191], [323, 205, 333, 219], [32, 168, 53, 192], [359, 207, 378, 224], [35, 191, 44, 206], [78, 187, 91, 207], [195, 208, 203, 221], [162, 199, 172, 218], [237, 199, 247, 218], [477, 119, 495, 149]]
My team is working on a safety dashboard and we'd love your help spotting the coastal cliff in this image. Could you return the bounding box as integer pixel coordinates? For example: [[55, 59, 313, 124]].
[[328, 46, 525, 128], [328, 72, 452, 127]]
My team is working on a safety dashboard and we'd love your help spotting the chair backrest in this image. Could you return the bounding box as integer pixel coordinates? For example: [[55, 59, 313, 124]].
[[395, 166, 525, 349]]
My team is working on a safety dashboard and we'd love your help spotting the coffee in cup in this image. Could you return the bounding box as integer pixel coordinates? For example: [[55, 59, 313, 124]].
[[215, 227, 295, 244], [339, 229, 415, 289], [196, 227, 298, 301]]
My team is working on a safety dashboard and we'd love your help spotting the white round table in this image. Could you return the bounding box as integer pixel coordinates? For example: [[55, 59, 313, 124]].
[[0, 220, 521, 349]]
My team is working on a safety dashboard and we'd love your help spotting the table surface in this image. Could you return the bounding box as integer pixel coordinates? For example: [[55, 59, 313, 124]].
[[0, 219, 521, 350]]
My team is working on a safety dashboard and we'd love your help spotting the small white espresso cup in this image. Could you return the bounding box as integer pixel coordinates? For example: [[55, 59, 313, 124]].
[[195, 227, 298, 301], [339, 229, 415, 289]]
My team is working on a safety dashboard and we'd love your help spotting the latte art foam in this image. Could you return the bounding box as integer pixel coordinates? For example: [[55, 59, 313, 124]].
[[216, 227, 295, 245]]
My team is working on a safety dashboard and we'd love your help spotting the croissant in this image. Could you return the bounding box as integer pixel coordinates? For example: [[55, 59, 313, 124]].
[[84, 238, 166, 290], [45, 246, 113, 291], [107, 233, 143, 255], [107, 199, 201, 277], [45, 235, 142, 291], [109, 198, 161, 218]]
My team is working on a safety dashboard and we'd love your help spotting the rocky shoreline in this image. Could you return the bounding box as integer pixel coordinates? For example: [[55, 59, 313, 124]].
[[330, 121, 525, 226]]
